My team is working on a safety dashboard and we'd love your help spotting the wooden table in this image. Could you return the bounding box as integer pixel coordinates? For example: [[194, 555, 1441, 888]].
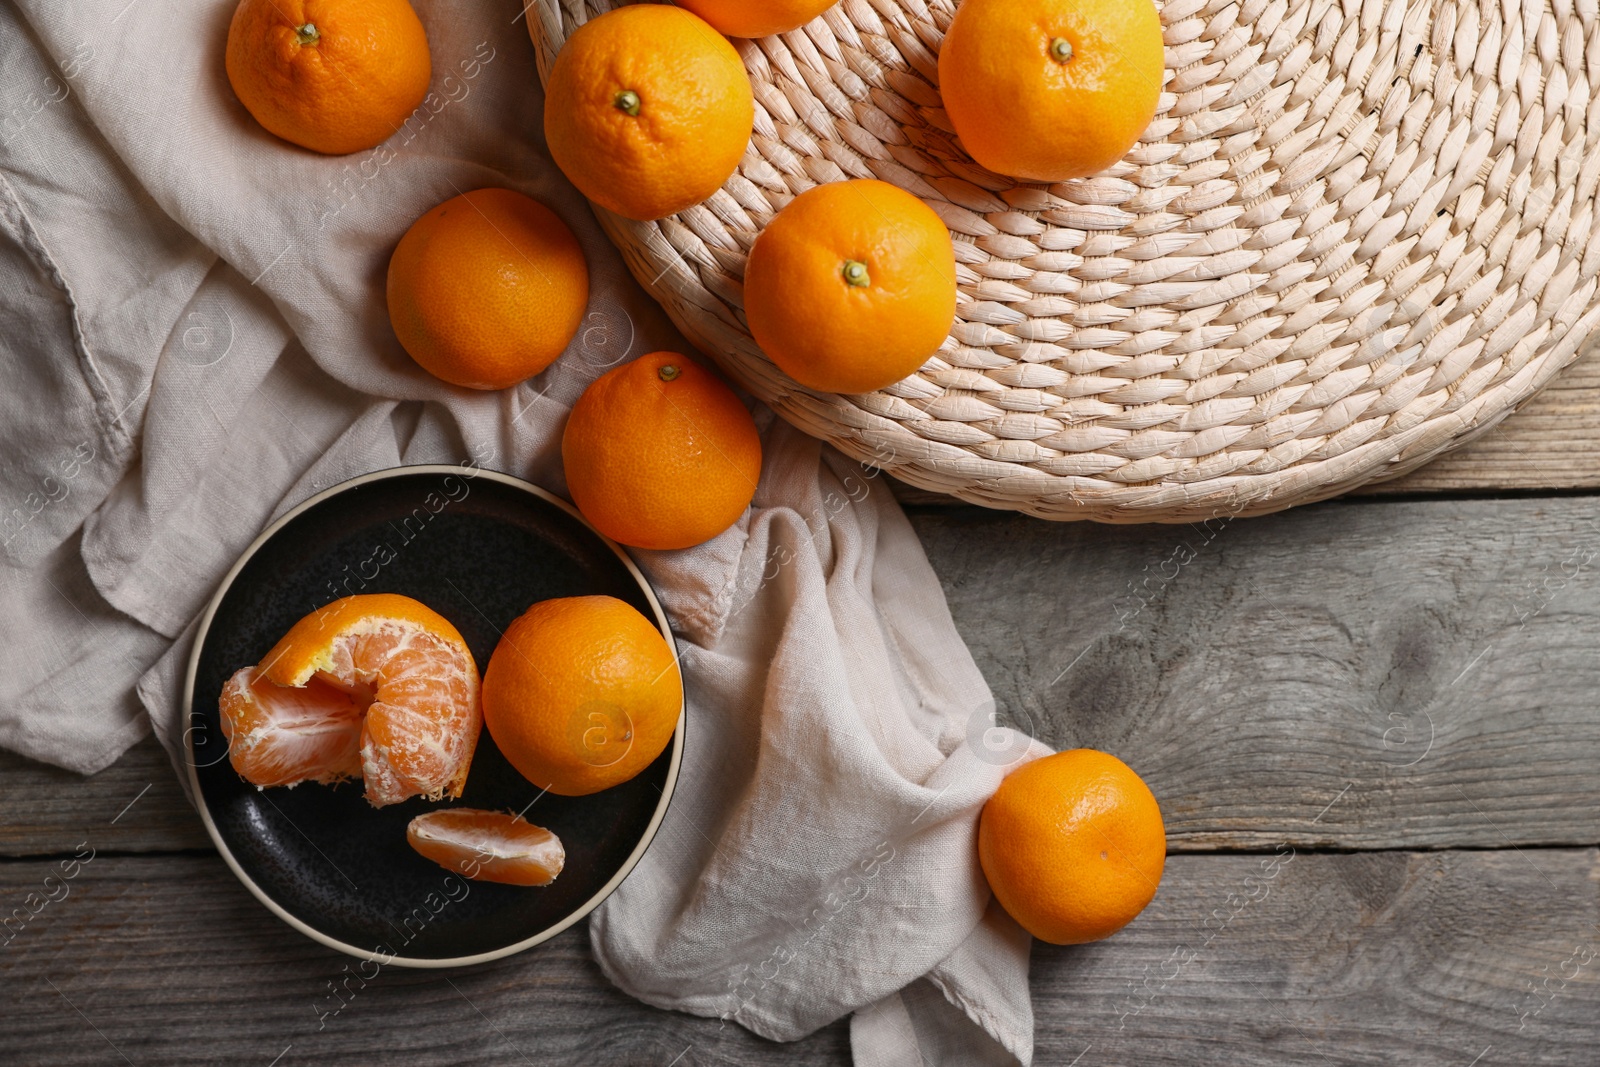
[[7, 341, 1600, 1066]]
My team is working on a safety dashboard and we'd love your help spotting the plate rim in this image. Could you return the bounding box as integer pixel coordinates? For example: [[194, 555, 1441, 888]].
[[182, 463, 686, 969]]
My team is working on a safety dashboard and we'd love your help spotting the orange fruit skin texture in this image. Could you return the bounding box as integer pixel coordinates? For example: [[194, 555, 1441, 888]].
[[937, 0, 1165, 182], [744, 179, 957, 394], [542, 5, 755, 222], [219, 594, 482, 808], [978, 749, 1167, 945], [224, 0, 432, 156], [674, 0, 838, 37], [407, 809, 566, 887], [563, 352, 762, 550], [481, 596, 683, 797], [386, 188, 590, 391]]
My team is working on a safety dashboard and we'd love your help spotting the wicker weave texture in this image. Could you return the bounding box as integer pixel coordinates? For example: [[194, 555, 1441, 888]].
[[532, 0, 1600, 521]]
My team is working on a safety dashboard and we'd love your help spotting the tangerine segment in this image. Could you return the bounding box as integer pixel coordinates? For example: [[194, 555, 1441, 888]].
[[219, 668, 364, 787], [250, 594, 481, 806], [407, 809, 565, 886]]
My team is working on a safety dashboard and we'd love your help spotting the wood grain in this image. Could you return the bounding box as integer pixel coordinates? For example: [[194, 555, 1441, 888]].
[[0, 734, 207, 855], [3, 850, 1594, 1065], [911, 495, 1600, 849], [5, 487, 1599, 1062], [0, 854, 848, 1067], [1034, 848, 1600, 1066]]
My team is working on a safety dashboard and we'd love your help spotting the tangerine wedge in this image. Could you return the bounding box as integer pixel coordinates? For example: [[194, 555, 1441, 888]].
[[406, 809, 565, 886], [217, 672, 364, 787], [219, 594, 482, 807]]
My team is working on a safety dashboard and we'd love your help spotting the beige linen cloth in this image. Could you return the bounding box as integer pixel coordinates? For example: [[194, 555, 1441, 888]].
[[0, 1, 1045, 1062]]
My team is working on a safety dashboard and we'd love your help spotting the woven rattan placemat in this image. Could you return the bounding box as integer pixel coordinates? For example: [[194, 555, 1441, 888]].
[[532, 0, 1600, 521]]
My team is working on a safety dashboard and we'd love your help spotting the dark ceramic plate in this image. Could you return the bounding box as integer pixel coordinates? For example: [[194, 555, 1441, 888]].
[[183, 465, 682, 967]]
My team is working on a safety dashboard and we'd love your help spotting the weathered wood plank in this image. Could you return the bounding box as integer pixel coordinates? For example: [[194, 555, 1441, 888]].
[[0, 734, 208, 855], [911, 495, 1600, 849], [0, 854, 848, 1066], [1036, 848, 1600, 1065], [2, 850, 1594, 1065]]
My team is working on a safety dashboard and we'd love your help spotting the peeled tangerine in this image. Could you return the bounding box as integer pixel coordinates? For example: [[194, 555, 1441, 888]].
[[407, 809, 565, 886], [219, 594, 481, 807]]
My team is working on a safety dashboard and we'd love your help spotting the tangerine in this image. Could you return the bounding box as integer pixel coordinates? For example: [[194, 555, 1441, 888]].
[[542, 4, 754, 221], [220, 594, 481, 807], [978, 749, 1166, 944], [225, 0, 432, 155], [563, 353, 761, 550], [387, 188, 590, 390], [938, 0, 1165, 181], [743, 179, 957, 394], [675, 0, 837, 37], [481, 596, 681, 797]]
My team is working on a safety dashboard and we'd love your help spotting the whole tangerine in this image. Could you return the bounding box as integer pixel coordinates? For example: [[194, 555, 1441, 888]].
[[542, 4, 755, 221], [387, 188, 590, 391], [482, 595, 682, 797], [938, 0, 1165, 181], [563, 352, 762, 551], [979, 749, 1166, 945], [674, 0, 837, 37], [743, 179, 957, 394], [225, 0, 432, 155]]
